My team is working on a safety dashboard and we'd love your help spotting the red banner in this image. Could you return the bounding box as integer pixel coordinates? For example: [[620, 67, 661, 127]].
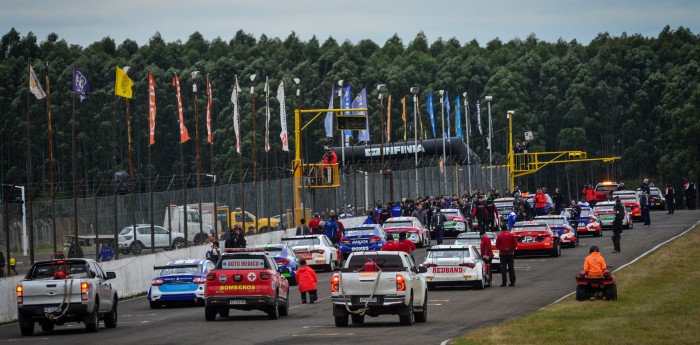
[[148, 72, 156, 145], [172, 73, 191, 143]]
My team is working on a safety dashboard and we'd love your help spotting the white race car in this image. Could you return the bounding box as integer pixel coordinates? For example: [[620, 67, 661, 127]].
[[282, 234, 342, 271], [382, 216, 430, 247], [454, 231, 501, 272], [421, 245, 491, 290]]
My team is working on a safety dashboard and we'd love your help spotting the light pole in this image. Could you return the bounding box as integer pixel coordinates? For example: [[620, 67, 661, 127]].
[[294, 77, 306, 219], [377, 84, 387, 202], [485, 95, 493, 188], [410, 87, 419, 197], [439, 90, 447, 195], [250, 73, 258, 232], [338, 80, 344, 212], [463, 93, 472, 193]]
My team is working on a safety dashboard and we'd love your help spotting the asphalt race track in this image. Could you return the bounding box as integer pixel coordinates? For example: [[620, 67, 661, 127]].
[[2, 210, 698, 345]]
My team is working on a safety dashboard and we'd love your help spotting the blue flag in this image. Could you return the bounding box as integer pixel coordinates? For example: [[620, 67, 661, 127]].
[[342, 85, 352, 146], [444, 91, 451, 143], [324, 86, 334, 138], [72, 66, 91, 102], [427, 91, 436, 139], [455, 96, 462, 139], [354, 88, 369, 142]]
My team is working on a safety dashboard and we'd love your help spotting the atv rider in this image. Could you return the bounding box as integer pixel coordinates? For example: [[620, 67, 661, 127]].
[[583, 245, 607, 278]]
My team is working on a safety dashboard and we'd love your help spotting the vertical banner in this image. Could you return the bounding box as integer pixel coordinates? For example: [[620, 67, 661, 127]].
[[427, 91, 436, 139], [29, 65, 47, 99], [264, 77, 271, 152], [465, 96, 472, 137], [401, 96, 407, 141], [354, 88, 369, 142], [172, 74, 191, 143], [206, 75, 213, 143], [277, 81, 289, 151], [231, 76, 241, 153], [342, 85, 352, 146], [72, 66, 91, 102], [444, 91, 451, 142], [324, 86, 334, 138], [454, 95, 462, 139], [386, 95, 392, 142], [476, 100, 483, 135], [148, 72, 156, 145]]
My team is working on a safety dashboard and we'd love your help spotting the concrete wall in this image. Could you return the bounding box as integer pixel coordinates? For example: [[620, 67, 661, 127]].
[[0, 216, 366, 324]]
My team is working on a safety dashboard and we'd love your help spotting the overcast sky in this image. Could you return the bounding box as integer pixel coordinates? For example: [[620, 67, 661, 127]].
[[2, 0, 698, 48]]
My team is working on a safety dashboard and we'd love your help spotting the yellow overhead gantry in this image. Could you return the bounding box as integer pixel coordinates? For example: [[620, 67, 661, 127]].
[[506, 110, 621, 191], [292, 107, 368, 227]]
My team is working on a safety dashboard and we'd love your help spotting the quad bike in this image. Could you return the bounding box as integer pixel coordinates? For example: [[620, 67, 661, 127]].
[[575, 267, 617, 301]]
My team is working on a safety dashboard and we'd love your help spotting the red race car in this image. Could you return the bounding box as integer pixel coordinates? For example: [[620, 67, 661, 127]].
[[204, 248, 290, 321], [511, 221, 561, 257], [613, 191, 642, 221], [382, 216, 430, 248]]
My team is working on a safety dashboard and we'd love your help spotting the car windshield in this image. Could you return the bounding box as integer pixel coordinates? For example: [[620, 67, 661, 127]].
[[283, 238, 320, 247], [345, 228, 376, 237], [346, 254, 404, 270], [441, 210, 460, 217], [427, 249, 470, 259], [29, 262, 89, 279], [580, 208, 594, 217], [536, 218, 565, 226], [160, 266, 201, 276], [455, 238, 481, 246], [595, 205, 615, 211], [383, 220, 413, 229], [620, 196, 638, 202], [262, 247, 283, 255], [512, 225, 547, 232], [596, 184, 618, 192]]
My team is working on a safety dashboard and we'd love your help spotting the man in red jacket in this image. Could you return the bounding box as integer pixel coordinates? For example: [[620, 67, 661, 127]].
[[382, 234, 402, 251], [496, 230, 518, 286], [480, 232, 494, 278], [398, 232, 416, 255], [534, 188, 547, 216]]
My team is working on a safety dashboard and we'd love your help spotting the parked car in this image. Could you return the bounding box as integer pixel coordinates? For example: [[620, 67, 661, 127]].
[[118, 224, 187, 255]]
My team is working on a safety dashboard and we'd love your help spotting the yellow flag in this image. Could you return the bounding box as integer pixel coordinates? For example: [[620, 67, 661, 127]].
[[115, 66, 133, 98]]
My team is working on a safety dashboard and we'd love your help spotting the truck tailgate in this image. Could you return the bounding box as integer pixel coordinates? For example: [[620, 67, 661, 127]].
[[21, 280, 84, 306], [338, 271, 399, 296]]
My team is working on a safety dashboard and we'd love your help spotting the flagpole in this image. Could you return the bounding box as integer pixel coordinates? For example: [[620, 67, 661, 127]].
[[44, 62, 57, 253], [377, 84, 386, 203], [71, 63, 79, 255], [264, 77, 270, 231], [249, 74, 258, 232], [193, 72, 203, 240], [206, 74, 218, 239], [338, 80, 345, 212], [439, 90, 447, 196], [485, 95, 493, 188], [26, 60, 34, 262], [411, 87, 419, 198], [464, 93, 472, 193]]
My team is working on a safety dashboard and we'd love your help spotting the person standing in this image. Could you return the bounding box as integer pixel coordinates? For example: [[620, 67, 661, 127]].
[[684, 179, 696, 210], [8, 255, 18, 276], [324, 216, 339, 244], [639, 189, 651, 227], [296, 218, 312, 235], [322, 146, 338, 185], [612, 197, 624, 253], [665, 183, 676, 214], [97, 242, 114, 262], [552, 188, 565, 214], [534, 188, 547, 216], [431, 209, 447, 245], [411, 203, 426, 227], [398, 232, 416, 255], [472, 198, 488, 234], [296, 260, 318, 303], [480, 231, 494, 278], [639, 178, 651, 194], [496, 229, 517, 286]]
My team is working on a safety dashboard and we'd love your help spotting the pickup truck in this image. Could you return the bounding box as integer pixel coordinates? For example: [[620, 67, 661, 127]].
[[331, 251, 428, 326], [16, 256, 118, 336]]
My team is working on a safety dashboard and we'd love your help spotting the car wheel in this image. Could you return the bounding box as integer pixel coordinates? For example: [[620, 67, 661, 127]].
[[475, 274, 485, 290], [85, 305, 99, 332], [18, 314, 34, 336], [171, 238, 186, 250], [399, 295, 415, 326], [597, 229, 603, 237], [414, 292, 428, 323], [193, 233, 205, 245], [40, 321, 54, 333], [604, 285, 618, 301], [104, 299, 118, 328], [351, 314, 365, 324], [131, 242, 143, 255], [120, 247, 131, 255], [205, 306, 217, 321], [427, 283, 435, 291], [575, 285, 587, 301], [267, 294, 280, 320], [279, 294, 289, 316], [328, 259, 336, 272], [149, 300, 162, 309], [551, 240, 561, 257], [334, 313, 349, 327]]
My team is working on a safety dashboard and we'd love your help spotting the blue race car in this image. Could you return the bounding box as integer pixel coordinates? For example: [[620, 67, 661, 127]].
[[148, 259, 215, 308], [254, 244, 299, 285], [338, 224, 387, 259]]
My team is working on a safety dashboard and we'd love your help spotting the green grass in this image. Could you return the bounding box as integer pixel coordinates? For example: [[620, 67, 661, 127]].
[[453, 226, 700, 345]]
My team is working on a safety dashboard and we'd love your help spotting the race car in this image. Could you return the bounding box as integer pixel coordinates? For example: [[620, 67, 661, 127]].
[[338, 224, 387, 259], [511, 221, 561, 257], [613, 191, 642, 221], [594, 181, 620, 203], [382, 216, 430, 248], [421, 245, 491, 290], [252, 244, 299, 285], [454, 231, 501, 272], [282, 234, 341, 272], [440, 209, 468, 236], [593, 201, 633, 229], [534, 215, 579, 248], [493, 197, 515, 230], [561, 207, 602, 237], [204, 248, 290, 321], [148, 259, 215, 308]]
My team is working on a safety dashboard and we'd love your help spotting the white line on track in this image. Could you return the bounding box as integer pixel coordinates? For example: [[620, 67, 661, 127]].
[[289, 295, 331, 309]]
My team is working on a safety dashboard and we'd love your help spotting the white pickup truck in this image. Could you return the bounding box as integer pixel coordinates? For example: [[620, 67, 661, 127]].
[[16, 257, 118, 336], [331, 251, 428, 326]]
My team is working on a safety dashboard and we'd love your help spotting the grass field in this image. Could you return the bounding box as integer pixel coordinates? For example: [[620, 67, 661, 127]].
[[454, 225, 700, 345]]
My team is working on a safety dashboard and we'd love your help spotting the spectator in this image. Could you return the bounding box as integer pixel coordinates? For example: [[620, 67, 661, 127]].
[[665, 183, 676, 214], [496, 228, 518, 287], [97, 243, 114, 262], [431, 209, 447, 245], [534, 188, 547, 216], [381, 234, 402, 251], [612, 197, 624, 253], [235, 226, 247, 248], [68, 242, 84, 258], [206, 241, 221, 263], [398, 232, 416, 255], [639, 178, 651, 194], [296, 218, 312, 235], [684, 179, 697, 210], [324, 216, 339, 244], [309, 213, 323, 234], [552, 188, 565, 214], [639, 189, 651, 227], [411, 203, 427, 227], [296, 260, 318, 304], [617, 182, 626, 191]]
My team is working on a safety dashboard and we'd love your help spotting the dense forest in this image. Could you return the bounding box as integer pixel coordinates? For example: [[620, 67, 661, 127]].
[[0, 25, 698, 196]]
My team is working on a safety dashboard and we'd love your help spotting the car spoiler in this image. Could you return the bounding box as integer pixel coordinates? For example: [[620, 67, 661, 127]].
[[153, 263, 200, 270], [426, 246, 470, 251]]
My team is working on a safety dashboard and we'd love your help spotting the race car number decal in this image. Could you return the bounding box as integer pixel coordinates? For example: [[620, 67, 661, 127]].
[[522, 236, 534, 243], [219, 285, 255, 291], [433, 267, 464, 274], [247, 272, 257, 282]]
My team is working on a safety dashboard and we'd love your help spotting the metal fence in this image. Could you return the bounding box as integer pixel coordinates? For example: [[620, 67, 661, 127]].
[[0, 159, 508, 253]]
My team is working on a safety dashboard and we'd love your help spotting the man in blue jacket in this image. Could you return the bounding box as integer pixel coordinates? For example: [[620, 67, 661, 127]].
[[324, 216, 339, 244]]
